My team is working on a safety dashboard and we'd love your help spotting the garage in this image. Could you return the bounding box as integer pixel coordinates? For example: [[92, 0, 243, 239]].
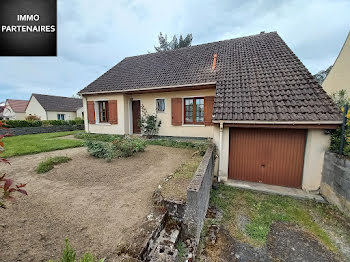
[[228, 128, 307, 188]]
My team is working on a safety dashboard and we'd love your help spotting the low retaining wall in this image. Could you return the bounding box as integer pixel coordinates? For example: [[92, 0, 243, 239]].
[[0, 125, 84, 136], [184, 144, 215, 241], [321, 151, 350, 215]]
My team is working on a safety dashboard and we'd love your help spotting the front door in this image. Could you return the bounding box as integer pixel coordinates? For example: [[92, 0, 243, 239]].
[[132, 100, 141, 134]]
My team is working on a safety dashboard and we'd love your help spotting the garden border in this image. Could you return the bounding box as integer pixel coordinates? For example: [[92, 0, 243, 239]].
[[0, 125, 84, 136]]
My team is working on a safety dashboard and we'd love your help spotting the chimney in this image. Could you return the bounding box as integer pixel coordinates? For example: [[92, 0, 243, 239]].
[[212, 53, 217, 70]]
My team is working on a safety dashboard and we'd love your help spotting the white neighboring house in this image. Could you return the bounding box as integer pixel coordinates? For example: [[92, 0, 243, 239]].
[[25, 94, 83, 120], [3, 99, 29, 120]]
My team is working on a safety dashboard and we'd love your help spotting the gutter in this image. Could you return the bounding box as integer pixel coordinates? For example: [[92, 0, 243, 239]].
[[78, 82, 216, 95]]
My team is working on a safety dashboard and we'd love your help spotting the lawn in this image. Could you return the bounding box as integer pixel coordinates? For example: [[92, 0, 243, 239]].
[[207, 185, 350, 254], [2, 131, 83, 157]]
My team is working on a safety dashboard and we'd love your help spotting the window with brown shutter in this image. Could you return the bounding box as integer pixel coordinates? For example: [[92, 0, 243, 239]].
[[171, 98, 182, 126], [183, 97, 204, 125], [108, 100, 118, 124], [204, 96, 214, 126], [87, 101, 95, 124]]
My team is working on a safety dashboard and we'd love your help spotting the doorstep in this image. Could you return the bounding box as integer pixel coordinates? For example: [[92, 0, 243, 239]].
[[225, 180, 326, 203]]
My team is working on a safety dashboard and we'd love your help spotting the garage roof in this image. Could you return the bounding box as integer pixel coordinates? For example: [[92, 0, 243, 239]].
[[79, 32, 341, 122]]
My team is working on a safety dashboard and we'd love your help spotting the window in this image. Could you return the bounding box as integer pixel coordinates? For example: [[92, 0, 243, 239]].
[[98, 101, 109, 122], [57, 114, 65, 120], [184, 97, 204, 124], [156, 99, 165, 112]]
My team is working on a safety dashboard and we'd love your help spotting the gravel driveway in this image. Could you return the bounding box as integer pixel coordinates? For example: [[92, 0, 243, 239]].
[[0, 145, 194, 262]]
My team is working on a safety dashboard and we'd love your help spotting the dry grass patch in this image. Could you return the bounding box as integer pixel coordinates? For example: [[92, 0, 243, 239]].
[[160, 153, 202, 201]]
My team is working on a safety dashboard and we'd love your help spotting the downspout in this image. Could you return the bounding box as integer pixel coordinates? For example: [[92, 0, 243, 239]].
[[218, 121, 224, 182]]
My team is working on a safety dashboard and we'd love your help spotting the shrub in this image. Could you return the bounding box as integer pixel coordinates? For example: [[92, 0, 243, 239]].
[[140, 105, 161, 137], [48, 239, 105, 262], [85, 137, 146, 161], [26, 115, 41, 121], [36, 156, 72, 174], [3, 120, 42, 128], [85, 140, 116, 161]]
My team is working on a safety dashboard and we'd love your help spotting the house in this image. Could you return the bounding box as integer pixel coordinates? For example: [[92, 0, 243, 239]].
[[25, 93, 83, 120], [3, 99, 29, 120], [0, 102, 4, 120], [323, 31, 350, 95], [78, 32, 341, 191]]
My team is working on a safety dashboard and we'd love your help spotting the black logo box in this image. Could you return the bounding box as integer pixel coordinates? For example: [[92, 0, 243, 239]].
[[0, 0, 57, 56]]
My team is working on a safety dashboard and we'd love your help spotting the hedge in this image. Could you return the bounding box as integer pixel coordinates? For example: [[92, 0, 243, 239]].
[[1, 119, 84, 128]]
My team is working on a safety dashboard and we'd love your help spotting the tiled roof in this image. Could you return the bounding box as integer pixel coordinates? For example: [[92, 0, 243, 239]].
[[32, 94, 83, 112], [79, 32, 341, 122], [6, 99, 29, 113]]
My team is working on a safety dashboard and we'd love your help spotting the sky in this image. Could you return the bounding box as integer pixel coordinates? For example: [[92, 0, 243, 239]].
[[0, 0, 349, 102]]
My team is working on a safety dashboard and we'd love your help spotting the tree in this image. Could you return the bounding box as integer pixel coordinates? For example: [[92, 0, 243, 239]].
[[313, 65, 332, 84], [331, 89, 349, 108], [154, 32, 193, 52]]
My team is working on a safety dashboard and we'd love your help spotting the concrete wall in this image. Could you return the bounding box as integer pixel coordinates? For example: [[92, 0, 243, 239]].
[[216, 127, 331, 191], [26, 96, 47, 120], [302, 129, 331, 191], [0, 125, 84, 136], [184, 144, 215, 241], [323, 32, 350, 95], [82, 88, 216, 138], [321, 152, 350, 215]]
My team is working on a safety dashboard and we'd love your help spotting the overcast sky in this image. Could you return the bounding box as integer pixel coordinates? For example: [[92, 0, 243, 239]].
[[0, 0, 349, 102]]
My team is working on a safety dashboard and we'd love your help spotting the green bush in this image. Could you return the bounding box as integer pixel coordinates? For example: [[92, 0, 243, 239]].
[[48, 239, 104, 262], [85, 140, 117, 161], [3, 120, 42, 128], [3, 119, 84, 128], [85, 137, 146, 161], [37, 156, 72, 173]]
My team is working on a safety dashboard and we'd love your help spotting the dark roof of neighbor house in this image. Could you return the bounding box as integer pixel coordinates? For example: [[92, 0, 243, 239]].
[[6, 99, 29, 113], [32, 94, 83, 112], [79, 32, 341, 122]]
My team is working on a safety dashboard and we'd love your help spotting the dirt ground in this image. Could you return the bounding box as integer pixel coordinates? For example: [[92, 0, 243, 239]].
[[0, 145, 194, 262]]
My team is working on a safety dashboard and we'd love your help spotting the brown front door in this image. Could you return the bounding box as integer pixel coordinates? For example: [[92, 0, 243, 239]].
[[132, 100, 141, 134], [228, 128, 306, 188]]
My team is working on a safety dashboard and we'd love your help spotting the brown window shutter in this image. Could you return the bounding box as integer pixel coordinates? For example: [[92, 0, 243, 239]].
[[108, 100, 118, 124], [171, 98, 182, 126], [87, 101, 95, 124], [204, 96, 214, 126]]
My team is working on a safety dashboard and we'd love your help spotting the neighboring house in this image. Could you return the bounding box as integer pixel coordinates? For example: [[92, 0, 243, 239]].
[[0, 102, 4, 120], [26, 94, 83, 120], [3, 99, 29, 120], [323, 31, 350, 95], [78, 32, 341, 191]]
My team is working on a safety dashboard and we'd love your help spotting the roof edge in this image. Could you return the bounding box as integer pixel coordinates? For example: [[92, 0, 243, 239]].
[[212, 120, 342, 125], [79, 82, 217, 95]]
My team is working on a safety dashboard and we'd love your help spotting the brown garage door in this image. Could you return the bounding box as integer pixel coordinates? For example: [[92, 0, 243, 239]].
[[228, 128, 306, 188]]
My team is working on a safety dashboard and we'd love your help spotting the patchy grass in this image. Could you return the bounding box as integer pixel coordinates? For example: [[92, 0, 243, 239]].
[[210, 185, 350, 252], [146, 138, 209, 156], [2, 131, 83, 157], [74, 132, 123, 142], [160, 153, 202, 201], [176, 241, 186, 261], [36, 156, 72, 174]]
